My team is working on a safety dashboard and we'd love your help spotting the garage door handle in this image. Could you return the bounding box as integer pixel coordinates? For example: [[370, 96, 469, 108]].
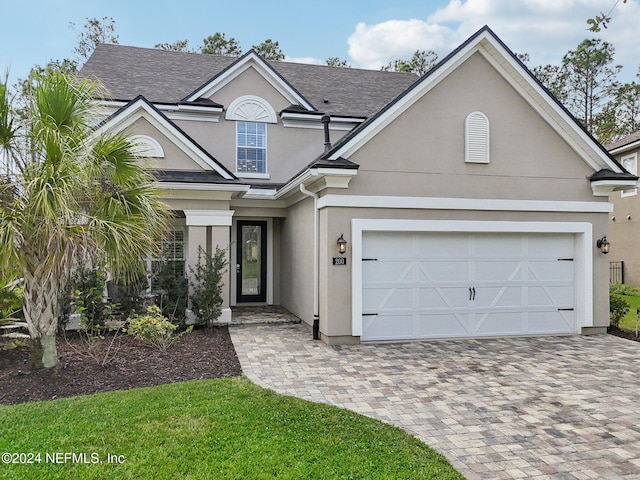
[[362, 313, 378, 316], [362, 258, 378, 261]]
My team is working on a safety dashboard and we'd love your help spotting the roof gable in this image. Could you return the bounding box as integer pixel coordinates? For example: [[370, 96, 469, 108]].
[[325, 26, 624, 175], [183, 50, 315, 111], [93, 95, 236, 180]]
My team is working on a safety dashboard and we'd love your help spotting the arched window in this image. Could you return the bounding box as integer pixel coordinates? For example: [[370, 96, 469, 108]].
[[130, 135, 165, 158], [465, 112, 490, 164], [225, 95, 277, 123]]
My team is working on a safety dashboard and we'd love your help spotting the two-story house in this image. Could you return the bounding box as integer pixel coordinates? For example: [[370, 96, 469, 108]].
[[607, 131, 640, 285], [80, 26, 636, 344]]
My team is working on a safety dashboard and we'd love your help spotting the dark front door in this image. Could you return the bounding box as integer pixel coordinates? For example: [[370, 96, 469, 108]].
[[236, 221, 267, 303]]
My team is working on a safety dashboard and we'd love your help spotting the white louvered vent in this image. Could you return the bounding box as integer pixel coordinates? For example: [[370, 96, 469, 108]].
[[465, 111, 490, 164]]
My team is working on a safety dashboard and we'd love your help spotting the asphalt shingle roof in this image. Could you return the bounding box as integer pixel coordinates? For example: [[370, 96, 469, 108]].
[[80, 44, 418, 118], [606, 130, 640, 151]]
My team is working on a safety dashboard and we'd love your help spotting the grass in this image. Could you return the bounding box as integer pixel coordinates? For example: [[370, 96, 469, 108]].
[[0, 377, 463, 479], [617, 294, 640, 332]]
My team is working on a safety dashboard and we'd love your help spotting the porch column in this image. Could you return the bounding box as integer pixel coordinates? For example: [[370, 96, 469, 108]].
[[184, 210, 234, 323]]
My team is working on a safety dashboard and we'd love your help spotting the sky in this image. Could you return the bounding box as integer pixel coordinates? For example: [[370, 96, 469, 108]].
[[1, 0, 639, 87]]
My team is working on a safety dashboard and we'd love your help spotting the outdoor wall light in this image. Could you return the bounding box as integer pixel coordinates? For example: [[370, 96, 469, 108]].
[[597, 236, 610, 254], [337, 234, 347, 255]]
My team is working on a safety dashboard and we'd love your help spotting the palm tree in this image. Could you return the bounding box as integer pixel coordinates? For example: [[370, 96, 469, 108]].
[[0, 69, 168, 369]]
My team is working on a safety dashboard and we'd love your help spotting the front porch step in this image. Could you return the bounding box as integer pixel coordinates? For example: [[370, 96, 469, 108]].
[[230, 306, 301, 326]]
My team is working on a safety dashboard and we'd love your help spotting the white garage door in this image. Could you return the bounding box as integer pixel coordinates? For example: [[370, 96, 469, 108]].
[[361, 231, 576, 341]]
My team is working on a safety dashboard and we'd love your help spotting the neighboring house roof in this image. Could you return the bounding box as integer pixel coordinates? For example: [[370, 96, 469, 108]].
[[80, 44, 417, 118], [607, 130, 640, 154]]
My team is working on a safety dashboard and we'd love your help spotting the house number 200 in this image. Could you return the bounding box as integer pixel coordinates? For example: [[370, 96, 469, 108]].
[[332, 257, 347, 266]]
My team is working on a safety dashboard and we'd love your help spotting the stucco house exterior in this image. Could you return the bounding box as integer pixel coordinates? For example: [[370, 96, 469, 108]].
[[607, 131, 640, 285], [80, 26, 636, 344]]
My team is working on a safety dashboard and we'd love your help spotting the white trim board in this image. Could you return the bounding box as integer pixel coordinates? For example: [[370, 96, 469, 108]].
[[318, 194, 612, 213], [350, 219, 593, 338]]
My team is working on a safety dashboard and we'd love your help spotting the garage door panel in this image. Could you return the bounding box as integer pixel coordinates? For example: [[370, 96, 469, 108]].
[[417, 286, 470, 308], [418, 261, 469, 282], [363, 314, 414, 340], [528, 285, 574, 306], [416, 233, 469, 258], [528, 261, 573, 281], [474, 286, 523, 308], [363, 261, 411, 283], [475, 261, 522, 282], [415, 313, 470, 337], [528, 311, 574, 333], [364, 233, 413, 258], [363, 287, 413, 311], [475, 312, 524, 335]]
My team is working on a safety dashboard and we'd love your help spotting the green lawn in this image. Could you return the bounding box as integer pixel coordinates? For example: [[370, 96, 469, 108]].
[[0, 377, 463, 479], [617, 294, 640, 332]]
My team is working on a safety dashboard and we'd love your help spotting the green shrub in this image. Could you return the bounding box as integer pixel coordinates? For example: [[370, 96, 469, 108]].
[[189, 246, 228, 326], [151, 260, 188, 325], [610, 293, 630, 328], [610, 282, 640, 297], [127, 305, 191, 352]]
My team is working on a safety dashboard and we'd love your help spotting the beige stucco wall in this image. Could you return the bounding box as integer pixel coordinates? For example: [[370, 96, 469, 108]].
[[345, 52, 597, 203], [279, 197, 315, 326], [126, 118, 205, 171], [317, 207, 610, 341]]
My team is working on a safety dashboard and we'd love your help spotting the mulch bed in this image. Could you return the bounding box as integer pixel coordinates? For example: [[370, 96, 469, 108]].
[[0, 326, 242, 405], [608, 325, 640, 342]]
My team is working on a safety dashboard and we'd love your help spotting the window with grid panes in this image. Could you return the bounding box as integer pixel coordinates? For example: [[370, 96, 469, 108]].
[[236, 121, 266, 173], [150, 229, 185, 291]]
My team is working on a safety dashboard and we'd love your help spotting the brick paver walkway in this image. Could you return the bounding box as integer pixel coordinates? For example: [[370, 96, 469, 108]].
[[230, 323, 640, 479]]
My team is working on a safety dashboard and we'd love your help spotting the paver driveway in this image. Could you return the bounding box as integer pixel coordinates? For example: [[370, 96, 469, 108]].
[[230, 324, 640, 479]]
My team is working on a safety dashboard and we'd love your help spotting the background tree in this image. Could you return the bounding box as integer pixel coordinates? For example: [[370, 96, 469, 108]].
[[70, 16, 119, 61], [155, 39, 193, 52], [382, 50, 438, 75], [0, 71, 168, 369], [200, 33, 242, 56], [531, 63, 569, 104], [562, 38, 621, 134], [326, 57, 351, 68], [252, 39, 284, 60]]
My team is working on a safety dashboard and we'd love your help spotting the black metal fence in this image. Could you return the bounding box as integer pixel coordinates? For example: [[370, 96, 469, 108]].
[[610, 261, 624, 284]]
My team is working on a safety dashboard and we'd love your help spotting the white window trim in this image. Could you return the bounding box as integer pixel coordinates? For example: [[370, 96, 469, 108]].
[[621, 153, 637, 197], [235, 121, 268, 176], [351, 219, 593, 337], [465, 111, 490, 164]]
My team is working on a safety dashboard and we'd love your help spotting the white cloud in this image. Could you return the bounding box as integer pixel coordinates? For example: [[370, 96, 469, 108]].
[[347, 0, 640, 81], [284, 55, 323, 65]]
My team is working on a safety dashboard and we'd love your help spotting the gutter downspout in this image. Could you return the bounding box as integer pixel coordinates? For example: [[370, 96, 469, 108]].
[[299, 183, 320, 340]]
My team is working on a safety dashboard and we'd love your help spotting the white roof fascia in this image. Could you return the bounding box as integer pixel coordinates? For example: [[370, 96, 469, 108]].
[[185, 53, 314, 111], [93, 98, 234, 179], [610, 140, 640, 155]]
